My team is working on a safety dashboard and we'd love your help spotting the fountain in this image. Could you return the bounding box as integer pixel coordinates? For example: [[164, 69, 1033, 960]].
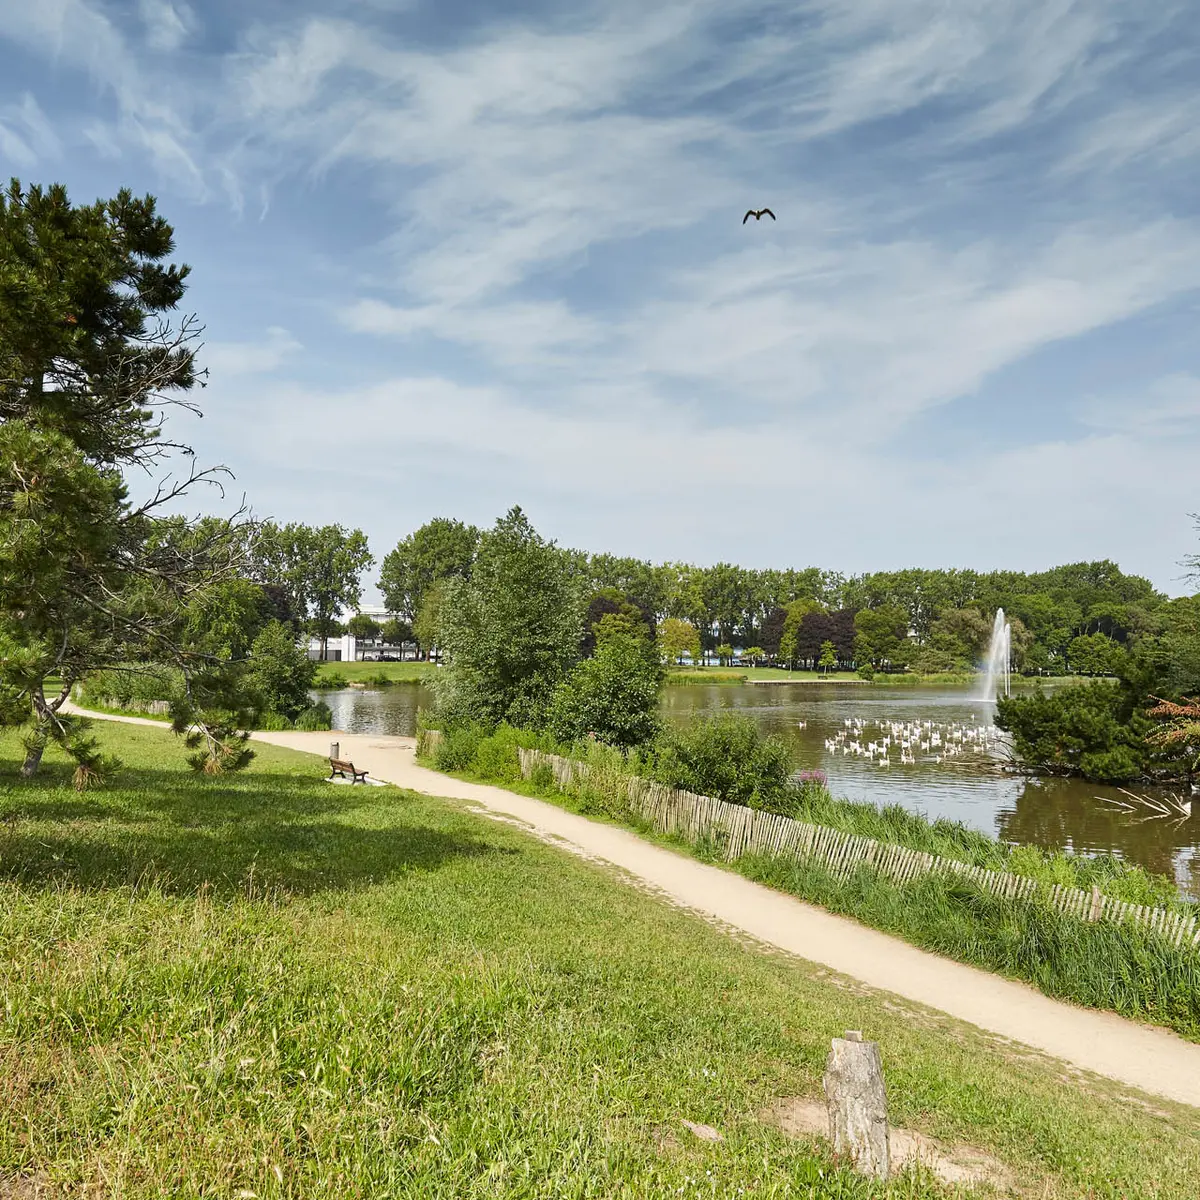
[[981, 608, 1011, 702]]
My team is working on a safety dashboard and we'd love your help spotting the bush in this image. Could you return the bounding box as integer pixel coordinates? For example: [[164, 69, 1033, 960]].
[[995, 680, 1152, 782], [547, 620, 662, 750], [245, 621, 318, 721], [469, 724, 526, 783], [434, 724, 486, 771], [257, 710, 294, 731], [295, 702, 333, 731], [649, 713, 793, 812], [312, 671, 348, 690]]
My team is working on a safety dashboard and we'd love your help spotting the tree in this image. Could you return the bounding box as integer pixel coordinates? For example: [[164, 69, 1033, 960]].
[[657, 617, 701, 666], [378, 518, 479, 624], [547, 615, 663, 749], [580, 588, 653, 657], [777, 599, 824, 668], [1, 179, 248, 779], [1067, 633, 1123, 677], [760, 607, 787, 658], [1184, 514, 1200, 585], [244, 620, 318, 722], [744, 646, 766, 665], [434, 507, 584, 728], [252, 522, 373, 659], [995, 681, 1152, 782], [1146, 695, 1200, 787], [380, 617, 413, 651], [853, 605, 910, 670], [413, 578, 449, 661], [714, 643, 734, 667], [818, 640, 837, 675], [347, 614, 382, 643]]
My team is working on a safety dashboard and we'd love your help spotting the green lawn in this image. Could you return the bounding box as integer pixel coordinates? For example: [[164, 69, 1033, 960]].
[[313, 659, 437, 686], [2, 724, 1199, 1197]]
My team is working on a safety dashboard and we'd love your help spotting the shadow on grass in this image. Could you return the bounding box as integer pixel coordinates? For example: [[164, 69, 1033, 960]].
[[0, 765, 510, 899]]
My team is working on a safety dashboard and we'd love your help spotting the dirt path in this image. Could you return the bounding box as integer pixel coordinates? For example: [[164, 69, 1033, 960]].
[[65, 706, 1200, 1109]]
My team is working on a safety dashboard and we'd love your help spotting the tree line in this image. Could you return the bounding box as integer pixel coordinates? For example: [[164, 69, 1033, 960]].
[[374, 515, 1190, 679]]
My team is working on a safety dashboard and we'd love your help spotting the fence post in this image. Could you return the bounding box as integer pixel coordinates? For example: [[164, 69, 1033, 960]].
[[1089, 886, 1103, 923], [823, 1031, 890, 1179]]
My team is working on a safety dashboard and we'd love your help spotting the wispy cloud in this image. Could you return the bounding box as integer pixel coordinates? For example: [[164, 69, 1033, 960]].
[[201, 327, 302, 376], [0, 93, 60, 168], [3, 0, 1199, 589], [138, 0, 196, 53]]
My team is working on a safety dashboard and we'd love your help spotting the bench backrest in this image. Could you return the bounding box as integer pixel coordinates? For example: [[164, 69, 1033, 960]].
[[330, 758, 358, 771]]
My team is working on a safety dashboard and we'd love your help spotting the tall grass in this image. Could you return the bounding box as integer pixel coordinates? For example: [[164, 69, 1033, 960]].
[[740, 855, 1200, 1040]]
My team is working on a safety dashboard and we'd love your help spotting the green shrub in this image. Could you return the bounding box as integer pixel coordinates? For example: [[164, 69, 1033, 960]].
[[434, 724, 486, 771], [295, 702, 333, 731], [995, 680, 1152, 782], [257, 710, 294, 731], [649, 712, 793, 812], [529, 761, 554, 790], [245, 621, 318, 721], [470, 724, 525, 782], [312, 671, 348, 690], [547, 621, 662, 749]]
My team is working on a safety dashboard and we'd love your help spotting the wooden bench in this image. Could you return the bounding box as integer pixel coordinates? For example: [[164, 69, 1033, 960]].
[[328, 757, 368, 784]]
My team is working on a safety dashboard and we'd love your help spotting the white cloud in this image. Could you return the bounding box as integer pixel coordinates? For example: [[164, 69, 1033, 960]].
[[202, 327, 302, 376], [138, 0, 196, 53], [0, 0, 205, 191], [0, 93, 60, 167], [1078, 375, 1200, 435], [200, 369, 1200, 592]]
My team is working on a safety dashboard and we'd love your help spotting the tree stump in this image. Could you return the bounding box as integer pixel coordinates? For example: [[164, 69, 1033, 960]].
[[822, 1030, 890, 1179]]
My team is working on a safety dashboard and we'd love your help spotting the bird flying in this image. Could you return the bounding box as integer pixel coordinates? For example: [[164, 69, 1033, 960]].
[[743, 208, 775, 223]]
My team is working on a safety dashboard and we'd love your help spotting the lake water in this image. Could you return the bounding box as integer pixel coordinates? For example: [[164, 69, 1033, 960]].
[[317, 680, 1200, 895]]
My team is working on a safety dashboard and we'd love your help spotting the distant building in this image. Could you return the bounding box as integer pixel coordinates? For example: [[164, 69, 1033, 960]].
[[307, 606, 420, 662], [307, 633, 357, 662]]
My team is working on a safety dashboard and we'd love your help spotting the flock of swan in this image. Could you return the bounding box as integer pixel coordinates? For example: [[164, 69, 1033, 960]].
[[821, 716, 1006, 768]]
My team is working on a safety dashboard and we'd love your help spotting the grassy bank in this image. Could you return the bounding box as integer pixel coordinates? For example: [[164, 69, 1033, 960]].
[[664, 669, 1088, 688], [4, 723, 1200, 1195], [313, 660, 437, 687], [665, 667, 865, 686], [427, 731, 1199, 1041]]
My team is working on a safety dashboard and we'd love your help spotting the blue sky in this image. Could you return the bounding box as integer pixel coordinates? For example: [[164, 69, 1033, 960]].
[[3, 0, 1199, 601]]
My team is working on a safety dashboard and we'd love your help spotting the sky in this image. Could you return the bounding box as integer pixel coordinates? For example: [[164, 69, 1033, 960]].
[[3, 0, 1199, 602]]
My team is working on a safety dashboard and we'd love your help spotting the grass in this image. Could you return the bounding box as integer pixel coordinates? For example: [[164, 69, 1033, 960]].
[[665, 668, 865, 686], [3, 725, 1200, 1196], [786, 786, 1186, 909], [313, 660, 437, 687], [432, 731, 1200, 1042], [664, 670, 1088, 689]]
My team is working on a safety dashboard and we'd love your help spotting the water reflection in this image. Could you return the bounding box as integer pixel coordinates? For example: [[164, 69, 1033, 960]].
[[319, 680, 1200, 893]]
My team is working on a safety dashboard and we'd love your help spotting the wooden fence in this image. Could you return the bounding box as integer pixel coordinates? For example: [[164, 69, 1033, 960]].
[[517, 748, 1200, 951]]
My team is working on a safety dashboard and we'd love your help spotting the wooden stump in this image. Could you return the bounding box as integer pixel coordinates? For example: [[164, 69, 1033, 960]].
[[823, 1030, 890, 1179]]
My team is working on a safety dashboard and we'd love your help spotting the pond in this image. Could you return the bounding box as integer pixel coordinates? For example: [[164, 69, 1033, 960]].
[[316, 680, 1200, 895]]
